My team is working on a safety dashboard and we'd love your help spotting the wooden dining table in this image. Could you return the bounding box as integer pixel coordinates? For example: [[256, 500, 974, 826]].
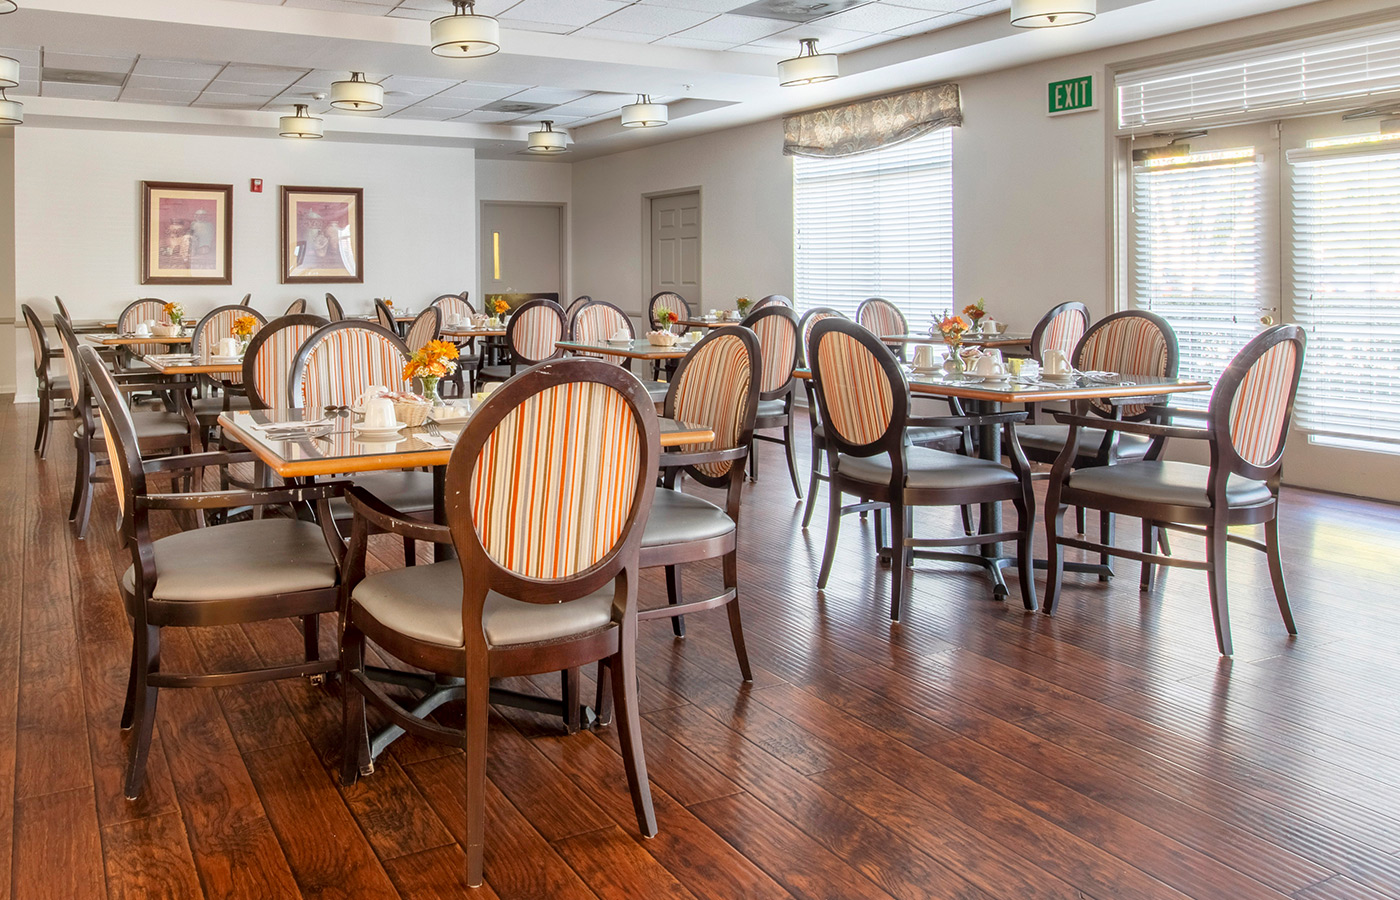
[[555, 337, 693, 361], [879, 332, 1034, 350], [88, 333, 192, 346]]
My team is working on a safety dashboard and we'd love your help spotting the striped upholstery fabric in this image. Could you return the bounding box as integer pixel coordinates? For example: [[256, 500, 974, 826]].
[[672, 334, 752, 478], [650, 293, 687, 334], [1229, 341, 1298, 467], [858, 299, 907, 339], [815, 331, 894, 446], [801, 311, 844, 365], [1041, 308, 1087, 358], [99, 413, 127, 515], [119, 299, 171, 358], [572, 303, 630, 365], [510, 306, 564, 364], [471, 381, 640, 579], [195, 309, 263, 384], [433, 295, 473, 322], [753, 295, 792, 311], [298, 327, 410, 410], [405, 311, 440, 353], [751, 314, 797, 393], [251, 322, 322, 409], [1078, 315, 1171, 417]]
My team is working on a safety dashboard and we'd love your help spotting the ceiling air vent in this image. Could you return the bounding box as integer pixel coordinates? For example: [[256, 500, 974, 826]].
[[729, 0, 864, 23], [41, 67, 126, 87], [480, 100, 554, 115]]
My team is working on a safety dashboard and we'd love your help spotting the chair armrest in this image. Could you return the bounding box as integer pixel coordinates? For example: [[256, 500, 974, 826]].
[[136, 480, 349, 512], [345, 484, 451, 544], [659, 446, 749, 470], [1146, 404, 1210, 423], [908, 411, 1027, 429], [1050, 411, 1211, 441], [142, 450, 259, 473]]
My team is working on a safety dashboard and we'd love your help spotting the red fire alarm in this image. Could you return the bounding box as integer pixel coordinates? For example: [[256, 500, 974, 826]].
[[250, 178, 263, 193]]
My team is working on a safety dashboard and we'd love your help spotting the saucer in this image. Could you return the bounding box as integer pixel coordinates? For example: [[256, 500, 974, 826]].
[[1041, 372, 1076, 383], [911, 366, 942, 375], [209, 355, 243, 363], [607, 339, 633, 346], [353, 422, 406, 440]]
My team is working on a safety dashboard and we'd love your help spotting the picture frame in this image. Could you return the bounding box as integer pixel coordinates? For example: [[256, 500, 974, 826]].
[[140, 181, 234, 285], [281, 185, 364, 284]]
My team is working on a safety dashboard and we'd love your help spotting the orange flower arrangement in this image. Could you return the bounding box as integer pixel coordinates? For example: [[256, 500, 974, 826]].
[[656, 308, 678, 328], [162, 301, 185, 323], [231, 315, 258, 339], [383, 298, 394, 308], [403, 339, 460, 382], [937, 313, 969, 343], [961, 298, 987, 325], [489, 297, 509, 317]]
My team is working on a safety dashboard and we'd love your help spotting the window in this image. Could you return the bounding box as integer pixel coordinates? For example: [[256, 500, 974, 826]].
[[1130, 147, 1265, 405], [1288, 138, 1400, 447], [793, 129, 953, 329]]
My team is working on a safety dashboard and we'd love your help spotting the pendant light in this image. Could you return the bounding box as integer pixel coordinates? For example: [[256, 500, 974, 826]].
[[620, 94, 668, 128], [1010, 0, 1096, 27], [778, 39, 838, 87], [431, 0, 501, 58], [0, 56, 19, 89], [0, 2, 16, 14], [526, 121, 567, 153], [279, 104, 324, 139], [0, 90, 22, 126], [330, 72, 384, 111]]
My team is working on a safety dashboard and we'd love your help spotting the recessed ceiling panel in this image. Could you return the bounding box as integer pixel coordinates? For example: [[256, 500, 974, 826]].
[[728, 0, 866, 24]]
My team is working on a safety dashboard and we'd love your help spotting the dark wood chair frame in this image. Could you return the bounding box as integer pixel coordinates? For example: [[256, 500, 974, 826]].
[[22, 303, 72, 457], [740, 304, 803, 497], [325, 293, 345, 322], [239, 314, 331, 410], [809, 318, 1037, 619], [54, 295, 71, 321], [374, 298, 397, 334], [477, 297, 567, 383], [288, 319, 411, 410], [337, 358, 661, 887], [797, 306, 846, 529], [431, 295, 480, 397], [563, 294, 592, 328], [570, 299, 641, 373], [753, 294, 793, 310], [81, 345, 346, 799], [855, 297, 910, 361], [284, 298, 308, 316], [1043, 325, 1306, 656], [1028, 300, 1091, 370], [238, 293, 253, 307], [647, 291, 690, 379]]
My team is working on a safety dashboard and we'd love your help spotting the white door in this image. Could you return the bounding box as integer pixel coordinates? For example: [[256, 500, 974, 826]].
[[650, 192, 700, 308], [480, 203, 562, 297]]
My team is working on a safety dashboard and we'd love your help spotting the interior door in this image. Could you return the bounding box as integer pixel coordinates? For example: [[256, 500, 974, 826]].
[[650, 192, 701, 308], [480, 203, 561, 297]]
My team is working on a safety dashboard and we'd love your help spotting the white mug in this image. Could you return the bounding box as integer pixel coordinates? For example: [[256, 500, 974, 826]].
[[1042, 348, 1071, 375], [983, 348, 1004, 364], [217, 337, 241, 357], [981, 316, 998, 334], [363, 397, 396, 429], [133, 323, 151, 337], [974, 354, 1006, 378], [912, 344, 937, 369]]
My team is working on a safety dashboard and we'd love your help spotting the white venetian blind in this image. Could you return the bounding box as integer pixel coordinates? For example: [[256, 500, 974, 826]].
[[794, 128, 952, 330], [1131, 148, 1264, 407], [1288, 139, 1400, 445], [1117, 23, 1400, 133]]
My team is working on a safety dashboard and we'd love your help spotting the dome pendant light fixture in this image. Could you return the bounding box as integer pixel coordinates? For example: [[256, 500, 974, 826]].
[[0, 89, 23, 126], [279, 104, 324, 139], [0, 55, 20, 89], [620, 94, 668, 128], [0, 2, 17, 14], [778, 39, 838, 87], [330, 72, 384, 111], [1010, 0, 1096, 28], [526, 120, 567, 154], [431, 0, 501, 58]]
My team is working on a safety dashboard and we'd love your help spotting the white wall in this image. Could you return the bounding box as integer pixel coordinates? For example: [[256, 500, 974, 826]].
[[10, 128, 476, 399], [475, 159, 573, 304]]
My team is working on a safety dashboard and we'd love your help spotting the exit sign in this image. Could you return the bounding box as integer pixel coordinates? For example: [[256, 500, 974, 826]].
[[1048, 76, 1096, 116]]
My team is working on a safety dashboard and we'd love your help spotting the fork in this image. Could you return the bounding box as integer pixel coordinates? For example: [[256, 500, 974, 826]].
[[423, 421, 441, 439]]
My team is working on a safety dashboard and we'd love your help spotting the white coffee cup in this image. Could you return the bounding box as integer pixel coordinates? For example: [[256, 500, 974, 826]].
[[611, 329, 631, 342], [981, 316, 998, 334], [363, 397, 396, 430], [217, 337, 241, 357], [912, 344, 937, 369], [1042, 348, 1071, 376], [974, 354, 1006, 378], [133, 323, 151, 337]]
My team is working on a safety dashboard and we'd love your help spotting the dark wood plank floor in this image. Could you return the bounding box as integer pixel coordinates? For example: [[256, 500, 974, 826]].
[[5, 398, 1400, 900]]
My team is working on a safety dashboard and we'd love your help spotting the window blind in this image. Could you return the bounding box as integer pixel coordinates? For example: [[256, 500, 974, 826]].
[[1288, 141, 1400, 445], [1117, 23, 1400, 133], [793, 128, 953, 331], [1131, 148, 1263, 407]]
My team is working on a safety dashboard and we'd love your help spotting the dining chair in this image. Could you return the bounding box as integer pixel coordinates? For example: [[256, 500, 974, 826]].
[[856, 297, 909, 361], [338, 357, 661, 887], [431, 293, 474, 320], [241, 314, 330, 410], [285, 298, 308, 316], [1043, 325, 1306, 656], [1030, 301, 1090, 363], [54, 295, 71, 321], [404, 305, 441, 354], [753, 294, 793, 311], [570, 300, 670, 404], [325, 293, 345, 322], [22, 304, 71, 457], [477, 298, 566, 384], [188, 305, 267, 440], [809, 317, 1037, 619], [117, 297, 173, 363], [564, 294, 592, 328], [238, 293, 252, 307], [81, 344, 345, 799], [430, 294, 479, 397], [647, 292, 690, 379], [741, 304, 802, 496], [57, 317, 195, 539], [374, 298, 397, 333]]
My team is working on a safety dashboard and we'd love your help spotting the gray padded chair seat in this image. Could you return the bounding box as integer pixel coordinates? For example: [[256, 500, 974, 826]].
[[756, 399, 788, 419], [86, 411, 192, 443], [192, 394, 253, 415], [352, 560, 615, 648], [640, 380, 669, 403], [1068, 460, 1271, 509], [1015, 424, 1152, 459], [836, 446, 1019, 490], [814, 423, 961, 446], [47, 374, 70, 393], [330, 470, 436, 520], [642, 488, 735, 547], [122, 518, 338, 602]]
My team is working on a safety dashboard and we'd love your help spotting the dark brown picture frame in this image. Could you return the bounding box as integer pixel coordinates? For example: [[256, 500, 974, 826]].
[[281, 185, 364, 284], [140, 181, 234, 285]]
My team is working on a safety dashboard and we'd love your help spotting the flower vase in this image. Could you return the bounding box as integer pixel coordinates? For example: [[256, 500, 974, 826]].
[[420, 376, 441, 403], [946, 344, 966, 378]]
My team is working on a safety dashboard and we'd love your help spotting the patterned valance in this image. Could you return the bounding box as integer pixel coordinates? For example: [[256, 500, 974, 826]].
[[783, 83, 962, 158]]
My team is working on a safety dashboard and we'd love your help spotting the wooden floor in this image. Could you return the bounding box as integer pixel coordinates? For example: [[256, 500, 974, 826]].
[[4, 399, 1400, 900]]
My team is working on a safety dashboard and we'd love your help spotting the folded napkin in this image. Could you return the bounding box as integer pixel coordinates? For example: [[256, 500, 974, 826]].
[[416, 431, 457, 449], [248, 417, 334, 433]]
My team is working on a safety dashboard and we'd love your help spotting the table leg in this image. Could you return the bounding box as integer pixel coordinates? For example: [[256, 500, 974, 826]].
[[432, 465, 454, 562]]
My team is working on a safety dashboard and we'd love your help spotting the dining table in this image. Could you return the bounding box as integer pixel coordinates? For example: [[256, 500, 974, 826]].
[[88, 333, 192, 346], [555, 337, 693, 362], [881, 332, 1035, 351], [678, 317, 740, 330]]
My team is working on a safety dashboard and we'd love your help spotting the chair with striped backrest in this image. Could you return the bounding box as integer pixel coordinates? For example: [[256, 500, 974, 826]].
[[647, 292, 689, 335], [431, 293, 473, 322], [1031, 301, 1090, 362], [404, 306, 441, 354], [374, 298, 397, 333], [22, 303, 70, 457], [337, 357, 662, 887], [1044, 325, 1306, 656], [290, 320, 411, 410], [325, 293, 345, 322], [564, 295, 592, 328], [797, 306, 846, 527], [285, 298, 308, 316], [856, 297, 910, 361], [570, 299, 632, 364], [189, 306, 268, 428], [753, 294, 793, 312], [117, 297, 172, 360], [430, 294, 478, 397], [477, 298, 566, 384], [241, 314, 330, 410], [740, 304, 802, 496]]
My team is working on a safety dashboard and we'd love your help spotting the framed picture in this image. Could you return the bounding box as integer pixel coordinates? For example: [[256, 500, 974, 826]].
[[140, 181, 233, 285], [281, 185, 364, 284]]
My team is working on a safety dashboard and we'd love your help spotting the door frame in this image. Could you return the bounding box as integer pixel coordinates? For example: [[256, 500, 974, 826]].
[[476, 200, 569, 307], [641, 187, 702, 319]]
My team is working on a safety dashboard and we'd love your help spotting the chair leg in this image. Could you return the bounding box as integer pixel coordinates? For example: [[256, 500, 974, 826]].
[[463, 671, 491, 887], [339, 625, 371, 786], [1043, 491, 1068, 616], [889, 499, 907, 621], [120, 635, 140, 730], [817, 479, 843, 590], [1158, 528, 1172, 556], [610, 624, 658, 839], [123, 625, 160, 800], [593, 658, 614, 728], [801, 446, 823, 529], [1098, 510, 1114, 581], [403, 536, 416, 567], [874, 508, 887, 566], [960, 505, 974, 536], [69, 436, 86, 521], [303, 614, 320, 663], [34, 389, 50, 456], [73, 442, 96, 539], [1013, 486, 1038, 612], [782, 424, 803, 499], [1205, 523, 1233, 656], [748, 437, 759, 482], [560, 668, 582, 734], [1140, 520, 1157, 592], [1075, 505, 1086, 535], [665, 565, 685, 637], [1264, 515, 1297, 636], [723, 551, 752, 681]]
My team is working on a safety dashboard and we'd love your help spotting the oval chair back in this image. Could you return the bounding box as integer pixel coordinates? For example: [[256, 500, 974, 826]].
[[284, 298, 308, 316], [571, 300, 633, 365], [808, 318, 907, 459], [405, 305, 442, 353], [1211, 324, 1307, 481], [325, 293, 345, 322], [193, 305, 268, 385], [55, 296, 71, 321], [753, 294, 793, 312], [663, 325, 761, 487], [241, 314, 330, 409], [374, 298, 397, 333], [564, 295, 592, 328], [21, 304, 52, 382], [118, 297, 172, 358], [796, 306, 848, 432], [741, 305, 799, 400], [648, 291, 689, 335], [239, 294, 253, 307], [431, 293, 473, 324], [1074, 309, 1179, 418], [856, 297, 909, 361], [291, 320, 411, 410], [1031, 301, 1090, 361], [505, 298, 567, 369], [78, 346, 144, 532]]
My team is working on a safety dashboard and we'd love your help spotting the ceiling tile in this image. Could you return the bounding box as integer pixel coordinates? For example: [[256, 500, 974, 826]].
[[282, 0, 399, 13], [219, 63, 309, 84], [650, 35, 736, 50], [503, 0, 628, 27], [636, 0, 749, 11], [882, 0, 973, 10], [377, 74, 461, 95], [131, 58, 225, 79], [435, 81, 531, 100], [191, 92, 275, 108], [120, 87, 201, 104], [751, 22, 872, 48], [884, 10, 973, 34], [41, 51, 135, 74], [545, 94, 630, 115], [391, 105, 466, 120], [505, 86, 590, 104], [42, 82, 122, 100], [385, 7, 438, 18], [587, 4, 715, 35], [498, 18, 575, 33], [126, 74, 215, 92], [453, 110, 521, 123], [207, 80, 286, 96], [726, 42, 790, 56], [569, 27, 661, 43], [812, 2, 933, 31], [957, 0, 1011, 12], [676, 13, 788, 42]]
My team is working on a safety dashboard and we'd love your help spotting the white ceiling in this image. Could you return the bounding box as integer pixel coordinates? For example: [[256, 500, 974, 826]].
[[0, 0, 1359, 159]]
